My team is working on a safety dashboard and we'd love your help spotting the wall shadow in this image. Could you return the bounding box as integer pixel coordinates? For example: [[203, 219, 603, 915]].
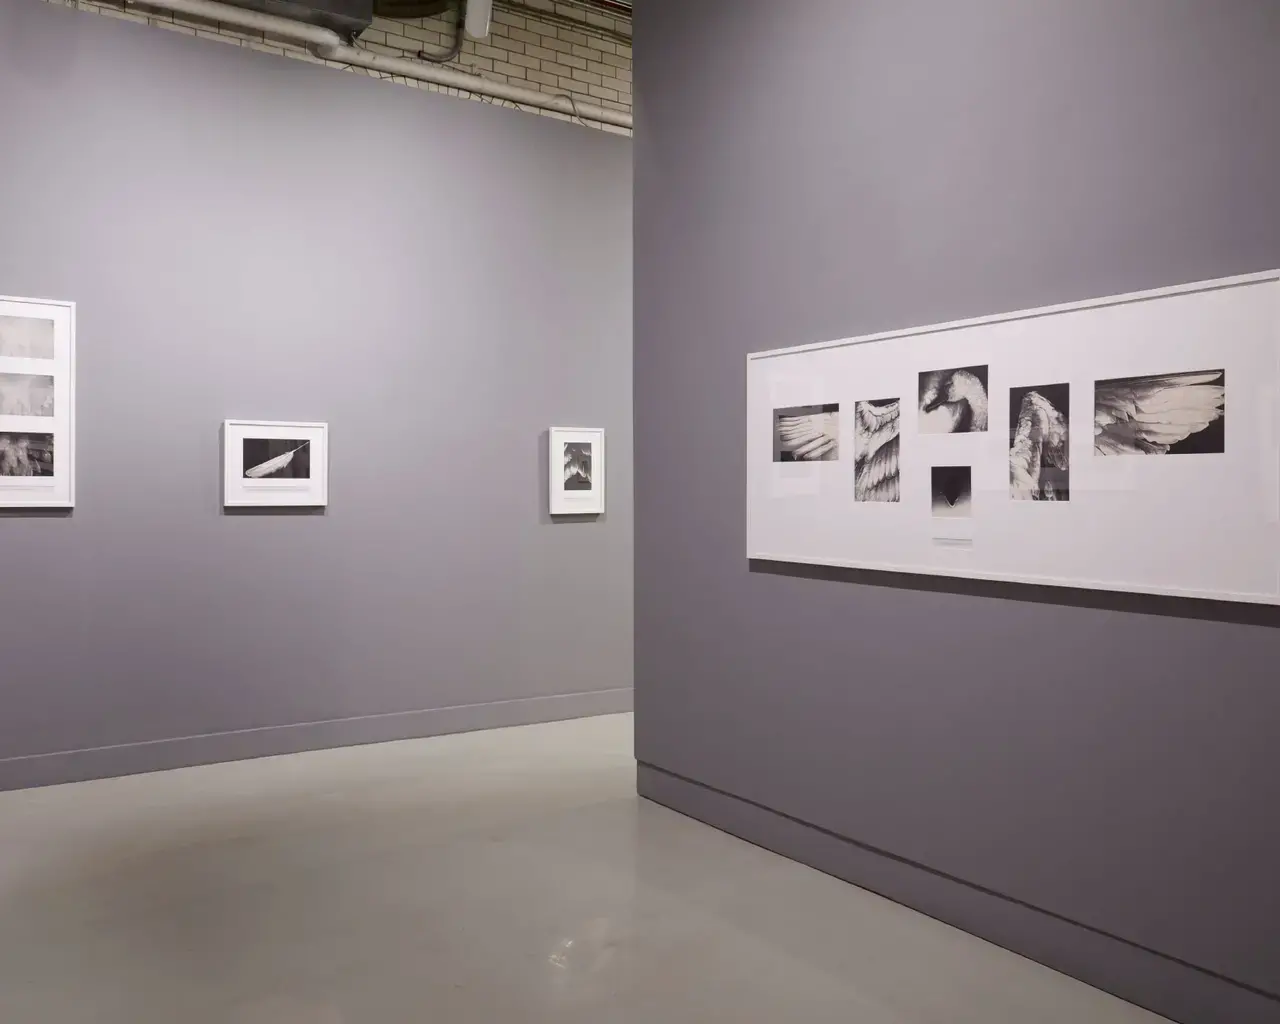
[[748, 558, 1280, 628]]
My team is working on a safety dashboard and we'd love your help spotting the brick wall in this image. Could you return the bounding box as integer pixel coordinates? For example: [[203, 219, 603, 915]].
[[40, 0, 632, 134]]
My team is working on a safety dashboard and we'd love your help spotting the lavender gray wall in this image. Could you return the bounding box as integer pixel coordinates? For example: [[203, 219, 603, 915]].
[[633, 2, 1280, 1021], [0, 0, 632, 789]]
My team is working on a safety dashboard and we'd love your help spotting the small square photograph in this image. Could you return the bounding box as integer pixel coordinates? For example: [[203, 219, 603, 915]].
[[564, 442, 592, 491], [0, 432, 55, 477], [0, 315, 56, 360], [931, 465, 972, 518], [242, 438, 311, 480], [0, 373, 55, 417], [918, 365, 989, 433], [1094, 369, 1225, 455], [773, 403, 839, 461], [1009, 382, 1069, 501]]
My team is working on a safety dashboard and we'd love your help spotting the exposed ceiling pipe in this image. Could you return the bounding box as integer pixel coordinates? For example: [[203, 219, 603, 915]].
[[138, 0, 632, 129]]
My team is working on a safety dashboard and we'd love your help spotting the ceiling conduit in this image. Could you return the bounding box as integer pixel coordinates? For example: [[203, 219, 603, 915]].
[[138, 0, 633, 129]]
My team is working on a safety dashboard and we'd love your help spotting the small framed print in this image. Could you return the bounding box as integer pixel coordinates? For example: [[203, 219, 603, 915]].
[[0, 295, 75, 508], [223, 420, 328, 508], [549, 426, 604, 515]]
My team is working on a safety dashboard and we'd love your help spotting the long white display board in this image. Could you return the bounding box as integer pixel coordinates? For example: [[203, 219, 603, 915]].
[[746, 270, 1280, 604]]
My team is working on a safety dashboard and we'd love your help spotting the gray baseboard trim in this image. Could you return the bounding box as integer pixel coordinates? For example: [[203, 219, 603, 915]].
[[0, 688, 633, 792], [637, 761, 1279, 1024]]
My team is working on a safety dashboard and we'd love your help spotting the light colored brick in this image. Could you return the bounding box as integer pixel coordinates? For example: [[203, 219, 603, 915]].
[[474, 42, 506, 60], [525, 43, 556, 62], [571, 67, 602, 86], [602, 52, 629, 70], [558, 76, 590, 96], [492, 9, 524, 29], [587, 59, 613, 77], [572, 43, 603, 62], [508, 51, 539, 70], [526, 68, 558, 87], [383, 31, 415, 51], [458, 53, 493, 72], [359, 28, 386, 45], [587, 83, 617, 102], [559, 52, 587, 70], [612, 66, 631, 83], [508, 26, 540, 45], [558, 27, 589, 46], [613, 78, 631, 96], [542, 60, 574, 78], [491, 60, 526, 79], [523, 0, 554, 11], [402, 24, 444, 45], [539, 35, 571, 54], [585, 12, 612, 30], [615, 41, 632, 59]]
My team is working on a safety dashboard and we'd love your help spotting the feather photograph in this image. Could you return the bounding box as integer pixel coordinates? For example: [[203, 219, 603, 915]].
[[774, 403, 839, 461], [564, 442, 592, 490], [919, 365, 989, 433], [1094, 369, 1225, 455], [0, 373, 55, 417], [854, 398, 900, 501], [0, 432, 54, 477], [931, 465, 972, 518], [242, 438, 311, 480], [0, 314, 55, 360], [1009, 383, 1069, 500]]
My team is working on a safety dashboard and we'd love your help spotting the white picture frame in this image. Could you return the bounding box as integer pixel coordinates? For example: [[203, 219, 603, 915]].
[[223, 420, 329, 508], [747, 269, 1280, 605], [0, 295, 75, 508], [550, 426, 605, 515]]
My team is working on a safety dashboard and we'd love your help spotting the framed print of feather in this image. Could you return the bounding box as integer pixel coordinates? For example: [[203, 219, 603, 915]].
[[0, 295, 74, 508], [549, 426, 604, 515], [223, 420, 328, 507]]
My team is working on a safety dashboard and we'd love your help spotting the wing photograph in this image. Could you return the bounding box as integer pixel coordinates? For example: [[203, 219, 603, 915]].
[[1009, 383, 1069, 500], [773, 403, 839, 461], [1094, 370, 1224, 455], [854, 398, 899, 501]]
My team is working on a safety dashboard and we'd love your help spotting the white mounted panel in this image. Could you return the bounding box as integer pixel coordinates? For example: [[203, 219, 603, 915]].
[[0, 296, 74, 508], [747, 270, 1280, 604]]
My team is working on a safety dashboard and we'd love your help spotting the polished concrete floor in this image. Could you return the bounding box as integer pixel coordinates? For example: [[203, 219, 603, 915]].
[[0, 714, 1167, 1023]]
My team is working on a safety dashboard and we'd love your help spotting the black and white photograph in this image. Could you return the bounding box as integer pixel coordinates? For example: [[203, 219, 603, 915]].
[[1094, 369, 1225, 455], [0, 432, 54, 477], [918, 365, 989, 433], [854, 398, 900, 501], [1009, 382, 1069, 501], [0, 314, 56, 360], [931, 465, 972, 518], [564, 442, 592, 491], [242, 438, 311, 480], [773, 403, 839, 461], [0, 372, 55, 417]]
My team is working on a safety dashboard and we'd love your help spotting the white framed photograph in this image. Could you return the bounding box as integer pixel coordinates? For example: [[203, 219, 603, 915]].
[[223, 420, 328, 508], [0, 295, 75, 508], [549, 426, 605, 515]]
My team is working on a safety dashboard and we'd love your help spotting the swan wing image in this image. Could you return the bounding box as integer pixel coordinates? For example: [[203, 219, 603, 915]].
[[1010, 390, 1068, 500], [854, 399, 900, 501], [776, 411, 839, 461], [1094, 371, 1224, 455]]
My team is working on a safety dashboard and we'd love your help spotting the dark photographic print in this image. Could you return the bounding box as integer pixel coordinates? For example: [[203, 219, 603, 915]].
[[0, 432, 54, 477], [0, 373, 55, 417], [1094, 370, 1225, 455], [854, 398, 900, 501], [0, 315, 56, 360], [931, 465, 972, 518], [918, 365, 989, 433], [242, 438, 311, 479], [1009, 383, 1069, 501], [773, 403, 839, 461], [564, 442, 592, 491]]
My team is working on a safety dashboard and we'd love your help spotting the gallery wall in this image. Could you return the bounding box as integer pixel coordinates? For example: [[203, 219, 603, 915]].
[[633, 2, 1280, 1022], [0, 0, 633, 789]]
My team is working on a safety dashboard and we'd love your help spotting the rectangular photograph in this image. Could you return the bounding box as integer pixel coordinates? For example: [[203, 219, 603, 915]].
[[918, 365, 989, 433], [1094, 369, 1225, 455], [854, 398, 900, 501], [1009, 382, 1069, 500], [931, 465, 972, 518], [242, 438, 311, 480], [0, 372, 55, 417], [0, 315, 56, 360], [773, 403, 839, 461], [564, 442, 592, 490], [0, 432, 54, 477]]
